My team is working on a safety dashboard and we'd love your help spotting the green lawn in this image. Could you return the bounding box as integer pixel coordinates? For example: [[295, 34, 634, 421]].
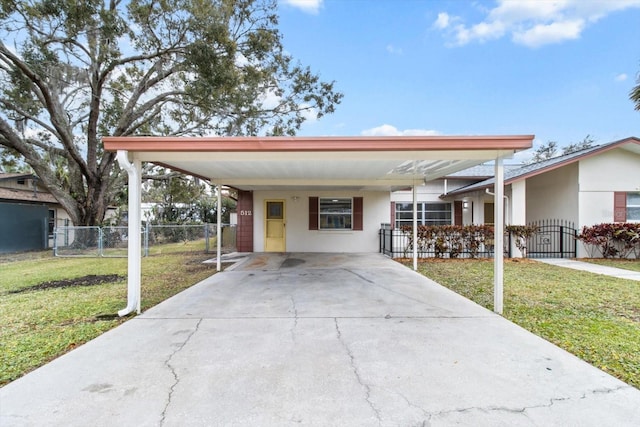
[[406, 259, 640, 389], [583, 258, 640, 273], [0, 242, 217, 386]]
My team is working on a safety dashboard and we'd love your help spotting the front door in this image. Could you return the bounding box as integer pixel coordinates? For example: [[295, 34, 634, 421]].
[[264, 200, 286, 252]]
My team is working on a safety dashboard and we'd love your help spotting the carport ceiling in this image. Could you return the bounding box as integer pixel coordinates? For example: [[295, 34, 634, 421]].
[[103, 135, 534, 191]]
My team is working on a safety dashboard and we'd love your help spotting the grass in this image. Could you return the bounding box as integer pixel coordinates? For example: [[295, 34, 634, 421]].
[[406, 258, 640, 389], [583, 258, 640, 273], [0, 241, 218, 386]]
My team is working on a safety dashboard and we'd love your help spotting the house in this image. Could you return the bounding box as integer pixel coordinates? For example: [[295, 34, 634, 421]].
[[442, 136, 640, 258], [0, 173, 73, 253], [103, 135, 534, 315], [389, 164, 521, 229]]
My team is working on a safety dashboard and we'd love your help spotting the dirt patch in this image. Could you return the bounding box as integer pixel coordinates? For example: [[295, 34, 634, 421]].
[[8, 274, 124, 294]]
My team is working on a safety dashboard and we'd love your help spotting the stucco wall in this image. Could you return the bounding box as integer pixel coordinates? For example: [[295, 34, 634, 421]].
[[253, 190, 390, 253], [525, 162, 579, 224], [578, 148, 640, 227]]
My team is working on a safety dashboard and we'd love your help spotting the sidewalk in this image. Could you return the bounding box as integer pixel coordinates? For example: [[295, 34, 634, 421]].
[[536, 258, 640, 281]]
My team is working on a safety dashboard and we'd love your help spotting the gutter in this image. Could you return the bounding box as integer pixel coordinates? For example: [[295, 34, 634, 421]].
[[486, 188, 510, 226], [116, 150, 141, 316]]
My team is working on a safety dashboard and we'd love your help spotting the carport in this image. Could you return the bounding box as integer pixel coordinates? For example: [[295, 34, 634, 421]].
[[103, 135, 534, 316]]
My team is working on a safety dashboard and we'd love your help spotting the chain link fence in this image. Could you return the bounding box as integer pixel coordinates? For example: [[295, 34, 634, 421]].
[[53, 223, 236, 257]]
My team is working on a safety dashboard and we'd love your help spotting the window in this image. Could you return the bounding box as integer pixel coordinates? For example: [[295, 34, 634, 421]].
[[614, 192, 640, 222], [48, 210, 55, 237], [628, 193, 640, 221], [395, 202, 452, 227], [319, 198, 352, 229]]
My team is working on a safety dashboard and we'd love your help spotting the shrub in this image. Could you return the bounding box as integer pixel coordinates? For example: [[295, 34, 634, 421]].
[[505, 225, 539, 258], [578, 223, 640, 258], [399, 224, 494, 258]]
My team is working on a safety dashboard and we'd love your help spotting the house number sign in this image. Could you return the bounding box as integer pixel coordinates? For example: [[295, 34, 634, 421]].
[[240, 210, 252, 216]]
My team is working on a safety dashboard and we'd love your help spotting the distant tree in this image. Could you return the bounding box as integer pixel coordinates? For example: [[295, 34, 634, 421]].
[[631, 69, 640, 111], [527, 141, 558, 164], [526, 135, 596, 164], [561, 134, 595, 155], [0, 0, 342, 226]]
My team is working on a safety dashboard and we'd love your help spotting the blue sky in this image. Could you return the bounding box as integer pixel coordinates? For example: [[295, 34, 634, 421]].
[[277, 0, 640, 159]]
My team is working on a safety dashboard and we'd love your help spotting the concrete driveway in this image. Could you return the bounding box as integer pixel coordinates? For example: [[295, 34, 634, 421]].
[[2, 253, 639, 426]]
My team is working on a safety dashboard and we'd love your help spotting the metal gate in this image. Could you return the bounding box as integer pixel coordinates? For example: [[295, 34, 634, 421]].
[[527, 219, 577, 258]]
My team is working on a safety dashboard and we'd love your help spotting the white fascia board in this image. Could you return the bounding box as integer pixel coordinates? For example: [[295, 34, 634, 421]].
[[133, 149, 516, 163], [221, 178, 419, 187]]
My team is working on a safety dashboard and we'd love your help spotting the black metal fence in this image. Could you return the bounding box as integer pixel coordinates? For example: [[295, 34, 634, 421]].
[[380, 220, 578, 259], [526, 219, 577, 259], [379, 223, 501, 259]]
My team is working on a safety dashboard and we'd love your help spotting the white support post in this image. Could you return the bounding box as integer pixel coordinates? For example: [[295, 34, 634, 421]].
[[494, 158, 504, 314], [116, 150, 142, 316], [216, 184, 222, 272], [413, 181, 418, 271]]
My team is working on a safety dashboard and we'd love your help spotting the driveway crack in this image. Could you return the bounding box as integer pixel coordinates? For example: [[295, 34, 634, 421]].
[[289, 295, 298, 343], [334, 318, 382, 425], [428, 386, 631, 421], [160, 318, 203, 426]]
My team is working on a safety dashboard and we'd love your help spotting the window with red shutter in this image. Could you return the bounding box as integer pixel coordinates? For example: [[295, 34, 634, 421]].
[[353, 197, 363, 231], [454, 201, 463, 226], [613, 192, 626, 222], [309, 197, 319, 230]]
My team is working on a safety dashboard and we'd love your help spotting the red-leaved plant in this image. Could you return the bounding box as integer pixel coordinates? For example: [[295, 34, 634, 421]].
[[578, 223, 640, 258]]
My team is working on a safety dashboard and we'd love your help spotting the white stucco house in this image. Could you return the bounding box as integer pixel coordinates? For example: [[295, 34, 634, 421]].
[[103, 134, 534, 315], [442, 136, 640, 258]]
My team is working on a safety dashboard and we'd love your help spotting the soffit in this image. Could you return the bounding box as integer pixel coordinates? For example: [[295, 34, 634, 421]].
[[104, 136, 534, 191]]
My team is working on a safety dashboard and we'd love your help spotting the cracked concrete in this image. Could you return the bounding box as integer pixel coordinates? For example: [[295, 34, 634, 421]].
[[2, 253, 640, 426], [160, 318, 202, 426], [289, 295, 298, 343], [334, 318, 382, 425]]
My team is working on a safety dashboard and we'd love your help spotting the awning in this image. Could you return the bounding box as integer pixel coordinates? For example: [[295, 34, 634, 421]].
[[103, 135, 533, 191]]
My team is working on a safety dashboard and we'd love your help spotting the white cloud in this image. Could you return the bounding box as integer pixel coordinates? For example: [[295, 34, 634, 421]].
[[615, 73, 628, 82], [361, 124, 441, 137], [435, 0, 640, 48], [512, 19, 585, 48], [386, 44, 403, 55], [282, 0, 323, 14], [434, 12, 451, 29]]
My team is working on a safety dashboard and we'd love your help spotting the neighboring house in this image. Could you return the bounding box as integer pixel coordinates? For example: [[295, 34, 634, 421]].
[[0, 173, 72, 253], [442, 136, 640, 258], [389, 164, 521, 228]]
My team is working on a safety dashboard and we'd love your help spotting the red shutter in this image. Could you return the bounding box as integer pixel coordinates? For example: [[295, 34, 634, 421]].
[[353, 197, 363, 231], [309, 197, 318, 230], [390, 202, 396, 229], [614, 192, 627, 222], [454, 201, 463, 226]]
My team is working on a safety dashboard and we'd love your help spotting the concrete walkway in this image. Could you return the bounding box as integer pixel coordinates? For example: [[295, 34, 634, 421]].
[[536, 258, 640, 281], [2, 253, 639, 426]]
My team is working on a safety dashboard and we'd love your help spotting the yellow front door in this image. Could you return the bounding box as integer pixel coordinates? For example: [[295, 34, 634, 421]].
[[264, 200, 286, 252]]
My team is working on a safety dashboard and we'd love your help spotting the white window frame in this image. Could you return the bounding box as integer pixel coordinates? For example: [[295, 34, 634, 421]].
[[319, 197, 353, 230], [628, 192, 640, 222], [395, 202, 452, 227]]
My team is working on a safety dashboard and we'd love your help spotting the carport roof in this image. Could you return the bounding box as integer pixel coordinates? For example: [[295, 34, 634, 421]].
[[103, 135, 534, 191]]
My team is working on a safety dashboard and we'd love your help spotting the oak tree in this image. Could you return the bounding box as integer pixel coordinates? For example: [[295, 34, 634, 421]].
[[0, 0, 342, 225]]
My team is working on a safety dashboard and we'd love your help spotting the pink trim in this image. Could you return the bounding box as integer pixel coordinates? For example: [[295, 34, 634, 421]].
[[103, 135, 534, 153]]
